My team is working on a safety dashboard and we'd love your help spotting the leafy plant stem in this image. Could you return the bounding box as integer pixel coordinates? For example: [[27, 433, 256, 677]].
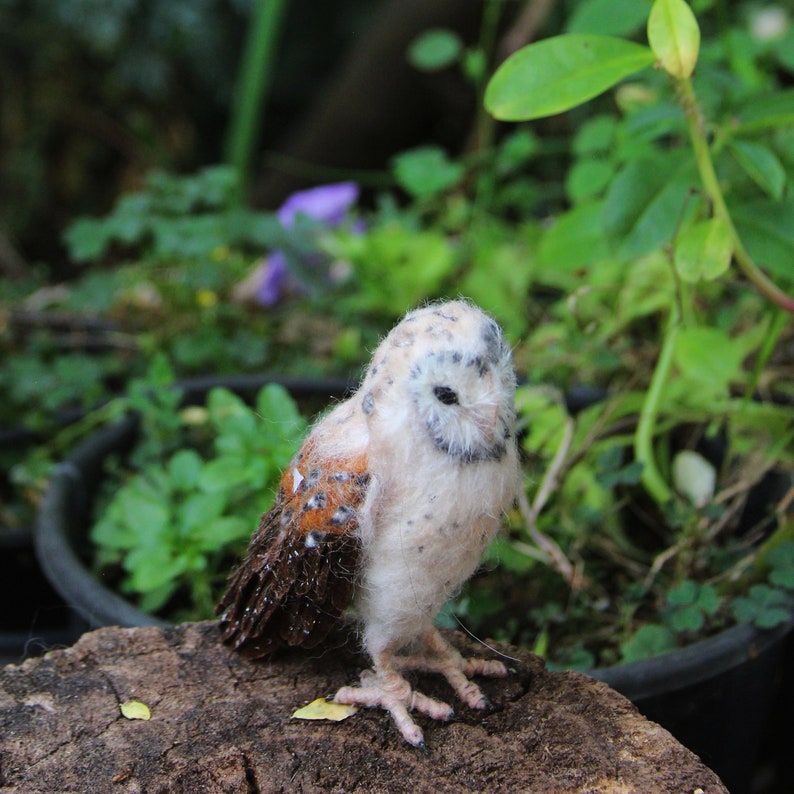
[[224, 0, 289, 199], [743, 308, 789, 403], [677, 77, 794, 315], [33, 399, 127, 459], [634, 308, 679, 506], [474, 0, 505, 153], [667, 246, 693, 328]]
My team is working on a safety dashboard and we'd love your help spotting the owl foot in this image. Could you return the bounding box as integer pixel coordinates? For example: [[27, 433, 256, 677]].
[[334, 630, 507, 747], [392, 627, 508, 711], [334, 665, 453, 748]]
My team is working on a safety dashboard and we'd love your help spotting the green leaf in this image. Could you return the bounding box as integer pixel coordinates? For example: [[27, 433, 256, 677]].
[[768, 542, 794, 590], [616, 252, 676, 323], [669, 605, 705, 632], [198, 458, 254, 492], [674, 217, 733, 282], [728, 140, 786, 200], [346, 223, 455, 314], [566, 0, 650, 37], [735, 89, 794, 134], [647, 0, 700, 79], [179, 492, 227, 532], [770, 568, 794, 591], [485, 35, 655, 121], [674, 326, 745, 393], [125, 546, 186, 593], [460, 230, 534, 338], [538, 201, 609, 275], [462, 47, 487, 83], [566, 159, 615, 202], [620, 624, 676, 663], [256, 384, 306, 441], [407, 29, 463, 72], [193, 516, 252, 550], [63, 218, 113, 263], [391, 147, 465, 199], [572, 115, 617, 155], [697, 584, 721, 616], [207, 388, 256, 438], [668, 579, 698, 607], [603, 157, 694, 259], [667, 581, 720, 628], [732, 585, 792, 629], [122, 485, 171, 539], [484, 536, 537, 574], [730, 199, 794, 281], [494, 129, 540, 175], [167, 449, 204, 491], [596, 460, 644, 489]]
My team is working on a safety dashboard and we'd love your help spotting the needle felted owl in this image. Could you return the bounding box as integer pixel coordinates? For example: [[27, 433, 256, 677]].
[[218, 299, 519, 749]]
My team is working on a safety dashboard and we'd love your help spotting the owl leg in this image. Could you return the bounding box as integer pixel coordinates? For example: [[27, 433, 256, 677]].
[[333, 646, 454, 748], [392, 627, 508, 710]]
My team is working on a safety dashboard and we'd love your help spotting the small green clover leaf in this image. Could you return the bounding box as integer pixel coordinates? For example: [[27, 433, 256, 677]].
[[620, 624, 676, 663], [767, 542, 794, 591], [665, 580, 720, 633], [732, 585, 792, 630]]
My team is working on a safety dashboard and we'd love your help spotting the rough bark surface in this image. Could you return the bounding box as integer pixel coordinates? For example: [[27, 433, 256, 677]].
[[0, 622, 727, 793]]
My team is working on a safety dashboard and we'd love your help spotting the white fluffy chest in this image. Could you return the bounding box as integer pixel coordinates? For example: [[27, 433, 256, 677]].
[[354, 458, 512, 652]]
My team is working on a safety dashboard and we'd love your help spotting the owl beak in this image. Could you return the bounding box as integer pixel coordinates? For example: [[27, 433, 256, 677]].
[[475, 404, 500, 445]]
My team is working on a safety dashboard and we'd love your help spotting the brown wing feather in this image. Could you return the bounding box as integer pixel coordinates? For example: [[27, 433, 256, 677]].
[[217, 440, 369, 658]]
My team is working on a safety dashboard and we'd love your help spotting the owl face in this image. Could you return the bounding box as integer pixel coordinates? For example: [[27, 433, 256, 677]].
[[407, 329, 515, 463], [355, 301, 516, 464]]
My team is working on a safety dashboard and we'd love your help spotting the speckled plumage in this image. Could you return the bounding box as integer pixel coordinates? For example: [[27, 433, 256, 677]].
[[218, 300, 519, 747]]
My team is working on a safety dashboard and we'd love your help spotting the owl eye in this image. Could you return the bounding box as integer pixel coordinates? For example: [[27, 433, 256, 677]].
[[433, 385, 459, 406]]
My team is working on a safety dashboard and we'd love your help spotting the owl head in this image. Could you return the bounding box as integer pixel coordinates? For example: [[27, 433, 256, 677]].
[[362, 301, 516, 464]]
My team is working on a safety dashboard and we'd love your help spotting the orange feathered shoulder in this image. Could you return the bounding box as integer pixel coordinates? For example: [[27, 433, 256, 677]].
[[217, 439, 369, 658]]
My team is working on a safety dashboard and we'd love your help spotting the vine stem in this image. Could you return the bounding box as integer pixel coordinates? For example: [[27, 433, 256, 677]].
[[634, 307, 679, 506], [678, 77, 794, 315], [225, 0, 289, 198]]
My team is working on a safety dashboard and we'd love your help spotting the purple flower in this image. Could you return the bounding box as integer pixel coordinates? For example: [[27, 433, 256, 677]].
[[277, 182, 359, 228], [254, 182, 360, 307], [255, 251, 288, 306]]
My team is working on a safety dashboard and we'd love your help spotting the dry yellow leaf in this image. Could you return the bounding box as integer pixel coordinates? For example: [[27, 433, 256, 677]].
[[120, 700, 151, 721], [292, 697, 357, 722]]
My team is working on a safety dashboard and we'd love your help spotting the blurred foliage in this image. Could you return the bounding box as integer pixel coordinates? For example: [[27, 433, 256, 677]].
[[0, 0, 373, 268], [0, 0, 251, 261], [92, 369, 307, 619], [1, 0, 793, 662]]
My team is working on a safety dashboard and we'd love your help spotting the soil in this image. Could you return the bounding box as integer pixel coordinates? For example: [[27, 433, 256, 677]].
[[0, 622, 728, 793]]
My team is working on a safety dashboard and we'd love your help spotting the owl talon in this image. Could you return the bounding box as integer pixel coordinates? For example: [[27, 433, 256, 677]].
[[333, 666, 455, 747]]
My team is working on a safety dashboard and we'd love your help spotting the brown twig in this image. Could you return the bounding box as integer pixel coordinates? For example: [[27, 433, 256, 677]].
[[0, 231, 28, 278], [496, 0, 559, 65], [518, 416, 581, 587]]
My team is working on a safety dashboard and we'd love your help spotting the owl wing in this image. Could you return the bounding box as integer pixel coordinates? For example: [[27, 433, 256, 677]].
[[217, 439, 370, 658]]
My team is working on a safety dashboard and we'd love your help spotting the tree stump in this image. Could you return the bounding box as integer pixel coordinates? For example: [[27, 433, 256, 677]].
[[0, 622, 727, 793]]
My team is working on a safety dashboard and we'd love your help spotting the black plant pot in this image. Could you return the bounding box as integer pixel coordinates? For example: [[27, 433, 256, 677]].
[[0, 523, 89, 664], [0, 426, 88, 663], [35, 375, 351, 631], [592, 611, 793, 794], [562, 389, 794, 792], [589, 467, 794, 794]]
